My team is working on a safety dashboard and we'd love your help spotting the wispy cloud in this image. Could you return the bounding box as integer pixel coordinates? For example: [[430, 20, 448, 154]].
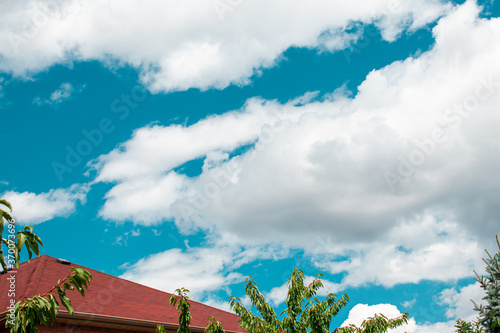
[[120, 234, 288, 300], [33, 82, 84, 106], [0, 77, 4, 100], [2, 184, 89, 225], [113, 229, 141, 246], [0, 0, 450, 92]]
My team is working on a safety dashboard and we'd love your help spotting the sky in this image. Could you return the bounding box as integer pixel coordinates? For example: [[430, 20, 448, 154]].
[[1, 0, 500, 331]]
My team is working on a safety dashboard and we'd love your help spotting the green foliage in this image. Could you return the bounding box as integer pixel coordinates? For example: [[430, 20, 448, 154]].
[[473, 236, 500, 333], [5, 267, 92, 333], [170, 287, 192, 333], [0, 198, 13, 221], [157, 296, 225, 333], [335, 313, 410, 333], [205, 316, 225, 333], [455, 235, 500, 333], [228, 268, 407, 333], [229, 276, 282, 332], [0, 199, 43, 271], [457, 236, 500, 333], [455, 319, 484, 333], [1, 198, 93, 333], [156, 324, 167, 333]]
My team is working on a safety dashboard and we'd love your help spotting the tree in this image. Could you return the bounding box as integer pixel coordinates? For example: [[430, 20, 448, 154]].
[[455, 319, 484, 333], [1, 198, 93, 333], [170, 287, 193, 333], [5, 268, 92, 333], [456, 236, 500, 333], [205, 316, 226, 333], [0, 199, 43, 271], [159, 270, 408, 333], [335, 313, 410, 333], [157, 287, 192, 333], [156, 288, 227, 333], [229, 268, 409, 333]]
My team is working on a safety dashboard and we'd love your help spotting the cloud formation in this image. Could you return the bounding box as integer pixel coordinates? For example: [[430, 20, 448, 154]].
[[0, 0, 450, 92], [94, 1, 498, 234], [439, 282, 484, 322], [2, 184, 89, 224], [33, 82, 78, 105], [120, 235, 289, 300], [341, 303, 416, 332], [90, 2, 500, 290]]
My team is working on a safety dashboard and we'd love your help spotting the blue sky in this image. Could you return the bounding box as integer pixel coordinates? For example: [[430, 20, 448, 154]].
[[1, 0, 500, 331]]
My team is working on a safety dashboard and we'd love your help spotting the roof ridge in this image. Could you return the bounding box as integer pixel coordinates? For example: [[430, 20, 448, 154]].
[[17, 255, 224, 312], [24, 255, 49, 299]]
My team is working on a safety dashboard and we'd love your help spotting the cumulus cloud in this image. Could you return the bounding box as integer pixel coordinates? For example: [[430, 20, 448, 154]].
[[120, 235, 289, 300], [2, 184, 89, 224], [92, 0, 500, 250], [404, 283, 485, 332], [339, 301, 478, 333], [0, 0, 450, 92], [439, 282, 484, 321], [340, 304, 416, 332], [266, 275, 341, 307], [86, 2, 500, 291], [120, 247, 244, 299], [313, 214, 484, 288]]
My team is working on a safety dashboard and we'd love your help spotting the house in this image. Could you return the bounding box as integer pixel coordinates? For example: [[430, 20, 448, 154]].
[[0, 255, 246, 332]]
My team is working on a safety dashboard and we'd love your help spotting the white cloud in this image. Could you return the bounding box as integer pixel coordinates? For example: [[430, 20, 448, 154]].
[[93, 1, 499, 236], [438, 282, 484, 321], [340, 304, 417, 332], [0, 0, 451, 92], [412, 321, 456, 333], [266, 275, 342, 306], [314, 214, 484, 288], [88, 2, 500, 289], [120, 246, 243, 299], [33, 82, 83, 105], [202, 296, 232, 312], [49, 82, 73, 103], [90, 95, 324, 184], [402, 298, 417, 309], [339, 302, 478, 333], [120, 235, 288, 300], [400, 283, 485, 332], [2, 184, 89, 225], [113, 228, 141, 246]]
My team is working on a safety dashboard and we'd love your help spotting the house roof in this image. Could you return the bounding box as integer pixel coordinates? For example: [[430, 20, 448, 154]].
[[0, 255, 245, 332]]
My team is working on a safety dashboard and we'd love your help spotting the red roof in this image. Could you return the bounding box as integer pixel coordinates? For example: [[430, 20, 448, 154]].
[[0, 255, 245, 332]]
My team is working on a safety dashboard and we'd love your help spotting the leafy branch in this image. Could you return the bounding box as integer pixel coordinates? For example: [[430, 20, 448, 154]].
[[157, 287, 193, 333], [1, 198, 93, 333], [335, 313, 410, 333], [5, 267, 92, 333], [456, 235, 500, 333], [205, 316, 226, 333], [228, 268, 406, 333], [1, 199, 43, 271]]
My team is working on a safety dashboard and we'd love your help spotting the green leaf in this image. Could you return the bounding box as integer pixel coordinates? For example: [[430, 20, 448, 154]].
[[0, 198, 12, 211], [57, 286, 74, 316], [16, 232, 26, 251]]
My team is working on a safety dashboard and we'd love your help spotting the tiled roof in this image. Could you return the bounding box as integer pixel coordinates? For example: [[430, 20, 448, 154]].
[[0, 255, 245, 332]]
